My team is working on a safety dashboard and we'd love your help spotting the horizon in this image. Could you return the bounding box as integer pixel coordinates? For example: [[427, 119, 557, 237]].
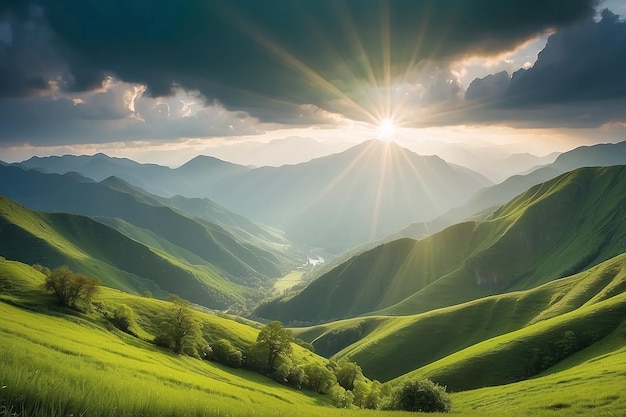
[[1, 1, 626, 168]]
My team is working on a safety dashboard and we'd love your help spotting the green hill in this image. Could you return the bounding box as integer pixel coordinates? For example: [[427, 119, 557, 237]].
[[0, 196, 257, 308], [295, 252, 626, 382], [3, 257, 626, 416], [256, 165, 626, 323]]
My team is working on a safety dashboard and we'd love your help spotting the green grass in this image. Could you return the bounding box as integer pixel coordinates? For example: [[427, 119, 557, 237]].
[[451, 338, 626, 416]]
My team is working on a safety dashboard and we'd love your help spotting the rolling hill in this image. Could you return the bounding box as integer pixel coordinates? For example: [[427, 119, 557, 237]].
[[255, 165, 626, 324], [293, 252, 626, 383], [0, 165, 299, 287]]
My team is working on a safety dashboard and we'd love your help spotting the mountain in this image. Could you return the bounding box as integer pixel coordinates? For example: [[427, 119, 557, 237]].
[[14, 141, 492, 253], [204, 140, 492, 252], [0, 165, 299, 289], [394, 140, 626, 242], [255, 165, 626, 324], [0, 196, 248, 307], [202, 136, 352, 167]]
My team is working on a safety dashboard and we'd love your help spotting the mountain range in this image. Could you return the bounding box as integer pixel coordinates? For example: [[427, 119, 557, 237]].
[[14, 140, 492, 252]]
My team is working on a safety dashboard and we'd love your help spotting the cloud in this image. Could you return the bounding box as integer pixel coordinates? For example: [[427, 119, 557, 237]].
[[0, 0, 598, 114], [459, 9, 626, 127], [0, 79, 266, 145]]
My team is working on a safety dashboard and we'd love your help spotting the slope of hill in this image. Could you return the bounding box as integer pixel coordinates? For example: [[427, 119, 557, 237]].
[[395, 140, 626, 241], [0, 165, 298, 285], [256, 165, 626, 323], [0, 259, 338, 417], [14, 141, 492, 253], [0, 196, 255, 308], [293, 253, 626, 382], [3, 259, 626, 417]]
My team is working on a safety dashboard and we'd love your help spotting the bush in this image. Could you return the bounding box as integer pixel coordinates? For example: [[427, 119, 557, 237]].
[[384, 378, 451, 413], [110, 304, 135, 334], [211, 339, 243, 368]]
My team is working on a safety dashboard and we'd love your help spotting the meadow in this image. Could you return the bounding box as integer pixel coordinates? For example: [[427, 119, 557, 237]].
[[2, 257, 626, 416]]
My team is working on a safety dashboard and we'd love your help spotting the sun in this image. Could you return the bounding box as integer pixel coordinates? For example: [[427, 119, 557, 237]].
[[377, 118, 396, 141]]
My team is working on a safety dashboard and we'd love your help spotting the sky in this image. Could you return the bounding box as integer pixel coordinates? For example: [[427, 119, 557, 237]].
[[0, 0, 625, 167]]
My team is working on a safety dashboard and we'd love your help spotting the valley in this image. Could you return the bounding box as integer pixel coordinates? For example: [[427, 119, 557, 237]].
[[1, 139, 626, 417]]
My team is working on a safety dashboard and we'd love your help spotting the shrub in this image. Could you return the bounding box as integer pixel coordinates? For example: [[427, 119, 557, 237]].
[[110, 304, 135, 334], [384, 378, 451, 413], [42, 266, 99, 311]]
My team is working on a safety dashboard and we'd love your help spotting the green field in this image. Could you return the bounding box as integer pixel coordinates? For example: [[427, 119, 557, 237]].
[[2, 257, 626, 416]]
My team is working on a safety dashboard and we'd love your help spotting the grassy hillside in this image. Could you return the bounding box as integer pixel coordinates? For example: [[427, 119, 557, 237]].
[[0, 196, 251, 308], [0, 259, 345, 417], [295, 253, 626, 382], [257, 165, 626, 323]]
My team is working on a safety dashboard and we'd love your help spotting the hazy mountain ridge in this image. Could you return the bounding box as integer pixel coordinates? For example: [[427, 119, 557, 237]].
[[14, 140, 492, 253], [256, 165, 626, 324]]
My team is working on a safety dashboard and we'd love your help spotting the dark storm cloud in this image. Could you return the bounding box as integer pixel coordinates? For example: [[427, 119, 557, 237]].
[[0, 0, 598, 114], [462, 9, 626, 127]]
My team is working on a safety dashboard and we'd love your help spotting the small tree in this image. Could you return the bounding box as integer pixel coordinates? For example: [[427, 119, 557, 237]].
[[336, 360, 363, 390], [304, 363, 336, 394], [256, 321, 293, 371], [364, 380, 383, 409], [330, 384, 354, 408], [385, 378, 451, 413], [43, 266, 99, 310], [156, 296, 200, 355]]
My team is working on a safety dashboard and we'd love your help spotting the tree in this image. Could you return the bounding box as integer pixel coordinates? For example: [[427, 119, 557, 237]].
[[352, 380, 370, 408], [304, 363, 336, 394], [42, 266, 99, 310], [384, 378, 451, 413], [156, 296, 200, 355], [364, 380, 383, 409], [256, 321, 293, 371], [330, 384, 354, 408], [335, 360, 363, 390]]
